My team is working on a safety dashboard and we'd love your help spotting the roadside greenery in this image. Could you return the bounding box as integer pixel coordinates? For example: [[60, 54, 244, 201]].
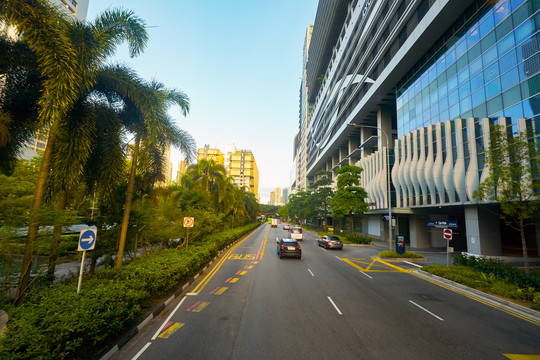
[[0, 223, 259, 359], [379, 250, 424, 259], [422, 264, 540, 310]]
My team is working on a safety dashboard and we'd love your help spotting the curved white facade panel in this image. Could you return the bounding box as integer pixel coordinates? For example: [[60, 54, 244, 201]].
[[359, 149, 389, 210], [453, 118, 467, 203], [433, 123, 445, 204], [410, 130, 420, 206], [424, 125, 436, 205], [465, 118, 479, 202], [417, 127, 427, 205], [391, 139, 402, 208]]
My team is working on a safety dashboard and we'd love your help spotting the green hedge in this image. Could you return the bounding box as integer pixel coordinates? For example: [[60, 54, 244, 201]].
[[453, 254, 540, 292], [343, 234, 372, 244], [0, 222, 259, 359]]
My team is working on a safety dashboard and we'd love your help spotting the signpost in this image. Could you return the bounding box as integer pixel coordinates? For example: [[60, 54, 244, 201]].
[[184, 217, 194, 250], [443, 228, 453, 267], [77, 229, 96, 293]]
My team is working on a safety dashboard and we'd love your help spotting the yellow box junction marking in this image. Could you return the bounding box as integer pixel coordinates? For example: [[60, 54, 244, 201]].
[[341, 257, 408, 273], [229, 278, 239, 283], [239, 271, 247, 276], [215, 287, 228, 295], [158, 322, 184, 339], [191, 302, 210, 313], [503, 355, 540, 359]]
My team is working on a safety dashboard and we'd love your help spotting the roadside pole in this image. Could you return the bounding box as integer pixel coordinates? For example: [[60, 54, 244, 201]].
[[77, 229, 96, 293], [184, 217, 194, 251], [443, 228, 453, 267]]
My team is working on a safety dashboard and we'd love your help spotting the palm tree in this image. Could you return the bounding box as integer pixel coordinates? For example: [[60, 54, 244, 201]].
[[187, 159, 228, 208], [116, 80, 195, 267], [0, 0, 148, 299]]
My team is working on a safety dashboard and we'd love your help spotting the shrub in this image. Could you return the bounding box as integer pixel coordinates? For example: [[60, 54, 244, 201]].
[[379, 250, 424, 259], [342, 233, 371, 244]]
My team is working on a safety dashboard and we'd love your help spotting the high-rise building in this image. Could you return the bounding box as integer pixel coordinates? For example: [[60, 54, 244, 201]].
[[298, 0, 540, 256], [229, 149, 259, 197], [197, 145, 225, 166], [269, 188, 283, 206]]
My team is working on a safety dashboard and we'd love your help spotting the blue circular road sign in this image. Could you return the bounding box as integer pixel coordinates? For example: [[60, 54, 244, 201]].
[[79, 229, 96, 251]]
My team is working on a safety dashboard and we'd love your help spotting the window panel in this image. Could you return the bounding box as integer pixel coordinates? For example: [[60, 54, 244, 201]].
[[515, 19, 534, 44], [471, 72, 485, 91], [499, 49, 518, 73], [486, 78, 502, 98], [501, 67, 520, 90], [497, 32, 516, 55], [479, 13, 495, 38], [481, 30, 497, 51], [502, 84, 522, 107], [487, 94, 503, 115], [484, 62, 500, 82], [472, 88, 487, 107], [483, 45, 499, 66]]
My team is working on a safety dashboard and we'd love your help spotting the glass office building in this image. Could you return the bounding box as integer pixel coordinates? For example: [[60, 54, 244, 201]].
[[397, 0, 540, 138]]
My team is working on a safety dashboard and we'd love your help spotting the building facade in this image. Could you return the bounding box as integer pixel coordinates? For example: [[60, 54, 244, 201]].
[[197, 145, 225, 166], [298, 0, 540, 256], [229, 149, 259, 198]]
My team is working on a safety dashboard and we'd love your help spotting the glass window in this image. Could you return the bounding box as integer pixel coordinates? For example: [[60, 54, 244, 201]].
[[499, 49, 518, 73], [501, 67, 520, 90], [504, 102, 524, 118], [430, 102, 440, 117], [487, 94, 503, 115], [461, 95, 473, 112], [497, 32, 516, 55], [467, 26, 481, 47], [439, 95, 449, 110], [469, 56, 483, 76], [503, 85, 522, 107], [512, 1, 534, 27], [479, 13, 495, 38], [496, 16, 514, 40], [510, 0, 526, 11], [447, 62, 457, 78], [456, 39, 467, 55], [481, 31, 497, 52], [438, 82, 448, 98], [493, 1, 511, 25], [449, 89, 459, 105], [469, 42, 482, 62], [459, 82, 471, 98], [458, 67, 470, 84], [437, 71, 447, 87], [473, 103, 488, 117], [446, 48, 456, 65], [440, 108, 449, 122], [486, 78, 502, 99], [523, 98, 537, 118], [483, 46, 498, 66], [448, 75, 458, 91], [515, 19, 534, 44], [472, 88, 487, 107], [471, 72, 485, 91], [449, 103, 460, 119], [457, 54, 469, 72], [484, 62, 500, 82]]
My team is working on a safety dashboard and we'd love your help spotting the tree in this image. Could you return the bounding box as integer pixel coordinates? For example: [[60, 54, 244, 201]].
[[287, 191, 311, 224], [309, 170, 334, 228], [329, 165, 368, 234], [116, 80, 195, 267], [473, 125, 540, 275], [0, 0, 148, 300]]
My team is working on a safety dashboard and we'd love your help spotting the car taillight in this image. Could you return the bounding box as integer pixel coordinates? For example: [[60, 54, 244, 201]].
[[281, 245, 287, 249], [299, 230, 303, 233], [296, 246, 301, 249]]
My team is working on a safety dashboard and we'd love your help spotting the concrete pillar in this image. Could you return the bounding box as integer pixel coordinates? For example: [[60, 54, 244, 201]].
[[409, 215, 431, 248], [378, 106, 393, 150], [465, 205, 502, 256], [339, 147, 348, 164]]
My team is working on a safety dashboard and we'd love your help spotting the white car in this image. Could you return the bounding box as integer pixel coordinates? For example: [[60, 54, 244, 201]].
[[290, 227, 303, 240]]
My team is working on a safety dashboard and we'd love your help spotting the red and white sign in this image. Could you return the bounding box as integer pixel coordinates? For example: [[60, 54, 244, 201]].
[[443, 228, 453, 240], [183, 217, 194, 228]]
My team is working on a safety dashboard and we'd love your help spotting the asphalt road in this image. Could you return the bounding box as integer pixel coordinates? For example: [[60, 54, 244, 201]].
[[109, 223, 540, 360]]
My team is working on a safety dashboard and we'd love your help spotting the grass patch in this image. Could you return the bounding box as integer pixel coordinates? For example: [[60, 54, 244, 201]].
[[422, 264, 540, 310], [379, 250, 424, 259]]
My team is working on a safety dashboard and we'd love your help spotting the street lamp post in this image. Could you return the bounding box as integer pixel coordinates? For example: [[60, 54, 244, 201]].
[[347, 123, 392, 251]]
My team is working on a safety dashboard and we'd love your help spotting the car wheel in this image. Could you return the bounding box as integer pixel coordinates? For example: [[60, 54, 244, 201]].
[[298, 256, 301, 259]]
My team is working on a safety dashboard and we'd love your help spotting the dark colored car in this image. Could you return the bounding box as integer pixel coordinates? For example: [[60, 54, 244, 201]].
[[318, 235, 343, 249], [277, 238, 302, 259]]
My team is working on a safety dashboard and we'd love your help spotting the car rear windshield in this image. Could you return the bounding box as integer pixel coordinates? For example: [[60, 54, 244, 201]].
[[329, 236, 341, 241], [282, 240, 298, 246], [291, 229, 302, 233]]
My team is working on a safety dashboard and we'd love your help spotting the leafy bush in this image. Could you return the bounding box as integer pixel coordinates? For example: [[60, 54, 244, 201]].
[[0, 222, 260, 359], [453, 254, 540, 292], [422, 264, 540, 309], [379, 250, 424, 259], [343, 234, 372, 244]]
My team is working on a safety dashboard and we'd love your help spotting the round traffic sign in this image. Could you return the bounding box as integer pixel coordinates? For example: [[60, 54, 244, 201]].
[[183, 217, 194, 228], [443, 228, 453, 240], [78, 229, 96, 251]]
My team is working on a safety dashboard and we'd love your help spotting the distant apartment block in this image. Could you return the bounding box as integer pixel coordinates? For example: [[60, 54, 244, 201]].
[[229, 149, 259, 197], [197, 145, 225, 166]]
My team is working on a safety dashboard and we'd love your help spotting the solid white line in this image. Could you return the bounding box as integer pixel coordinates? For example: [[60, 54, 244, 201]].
[[409, 300, 444, 321], [151, 296, 188, 340], [404, 261, 422, 268], [308, 269, 315, 277], [335, 256, 341, 260], [358, 270, 373, 279], [132, 342, 152, 360], [327, 296, 343, 315]]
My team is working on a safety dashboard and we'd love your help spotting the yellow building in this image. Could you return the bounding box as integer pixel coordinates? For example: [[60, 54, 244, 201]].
[[228, 150, 259, 197], [197, 145, 225, 166]]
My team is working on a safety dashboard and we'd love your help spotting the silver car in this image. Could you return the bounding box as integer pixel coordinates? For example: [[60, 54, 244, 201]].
[[318, 235, 343, 249]]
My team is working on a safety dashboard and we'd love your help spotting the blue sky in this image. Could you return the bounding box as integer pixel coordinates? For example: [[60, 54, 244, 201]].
[[86, 1, 318, 203]]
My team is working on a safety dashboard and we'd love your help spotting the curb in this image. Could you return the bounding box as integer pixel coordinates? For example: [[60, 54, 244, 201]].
[[99, 226, 262, 360], [414, 269, 540, 324]]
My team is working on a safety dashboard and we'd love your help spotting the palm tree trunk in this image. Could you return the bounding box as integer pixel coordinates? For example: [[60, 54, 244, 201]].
[[47, 190, 68, 282], [116, 135, 140, 268], [350, 213, 354, 234], [519, 219, 530, 275], [16, 129, 55, 302]]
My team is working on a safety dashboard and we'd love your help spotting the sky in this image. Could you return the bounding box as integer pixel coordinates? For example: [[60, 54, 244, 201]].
[[86, 1, 318, 203]]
